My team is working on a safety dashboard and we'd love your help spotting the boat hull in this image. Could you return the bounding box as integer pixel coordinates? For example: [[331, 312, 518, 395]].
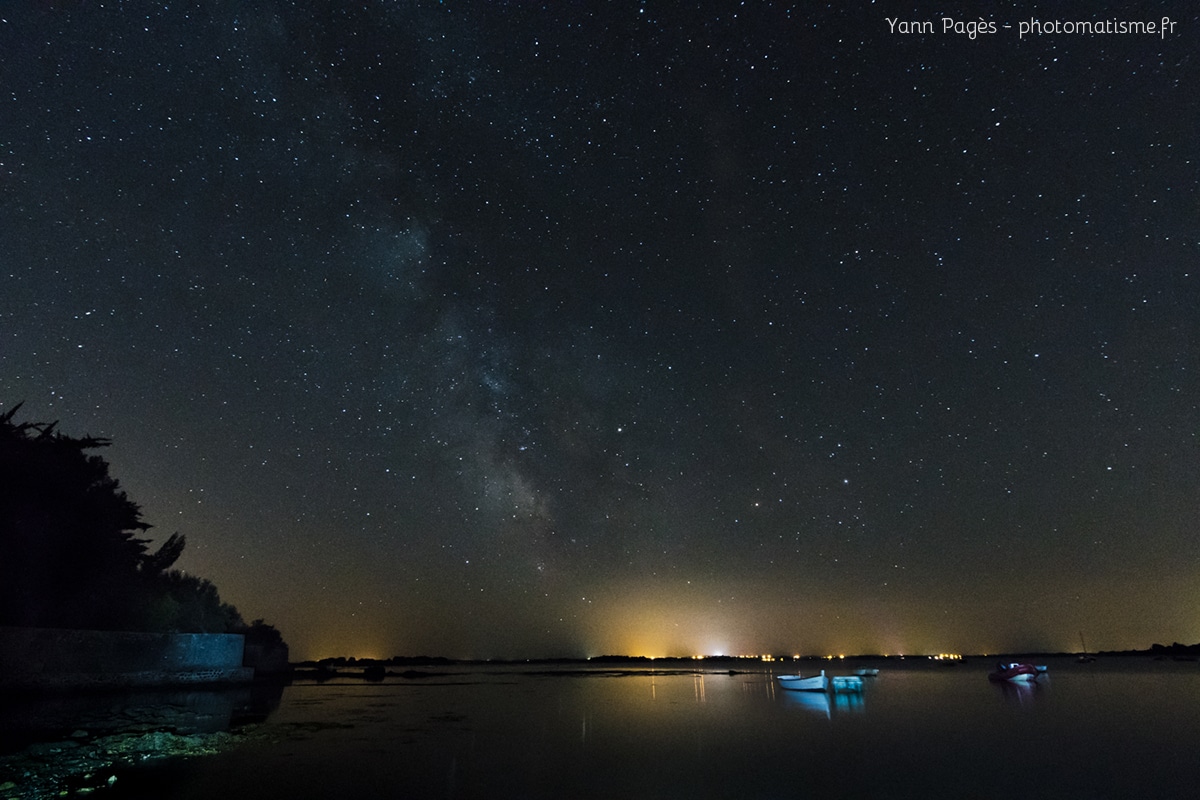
[[987, 663, 1041, 682], [777, 671, 828, 692]]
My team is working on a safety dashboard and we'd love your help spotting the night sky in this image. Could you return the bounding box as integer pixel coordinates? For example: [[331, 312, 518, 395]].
[[3, 3, 1197, 661]]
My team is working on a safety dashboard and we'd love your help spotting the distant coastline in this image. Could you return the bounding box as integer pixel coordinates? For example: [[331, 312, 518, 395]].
[[290, 641, 1200, 680]]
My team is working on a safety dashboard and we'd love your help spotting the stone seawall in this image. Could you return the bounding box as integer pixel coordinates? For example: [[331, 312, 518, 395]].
[[0, 627, 253, 691]]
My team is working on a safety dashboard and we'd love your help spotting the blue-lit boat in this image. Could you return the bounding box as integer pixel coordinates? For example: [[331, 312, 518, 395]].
[[777, 670, 828, 692], [831, 675, 865, 693]]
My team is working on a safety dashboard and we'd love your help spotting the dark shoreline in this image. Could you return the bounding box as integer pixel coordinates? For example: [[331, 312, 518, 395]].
[[287, 647, 1200, 685], [291, 643, 1200, 672]]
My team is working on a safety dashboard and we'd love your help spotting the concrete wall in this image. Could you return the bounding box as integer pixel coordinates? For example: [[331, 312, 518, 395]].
[[0, 627, 254, 691]]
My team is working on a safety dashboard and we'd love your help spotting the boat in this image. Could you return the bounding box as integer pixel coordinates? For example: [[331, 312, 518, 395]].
[[987, 662, 1041, 683], [831, 675, 865, 693], [777, 670, 865, 694], [853, 668, 880, 677], [1077, 632, 1097, 663], [777, 670, 829, 692]]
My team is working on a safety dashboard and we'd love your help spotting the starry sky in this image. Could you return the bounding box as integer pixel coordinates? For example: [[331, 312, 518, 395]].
[[2, 2, 1197, 661]]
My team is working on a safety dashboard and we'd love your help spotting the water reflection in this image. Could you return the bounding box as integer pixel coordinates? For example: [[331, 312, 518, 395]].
[[780, 688, 866, 717], [783, 690, 831, 717], [33, 663, 1200, 800], [833, 691, 865, 713], [644, 671, 711, 703], [992, 677, 1044, 706], [0, 682, 284, 752]]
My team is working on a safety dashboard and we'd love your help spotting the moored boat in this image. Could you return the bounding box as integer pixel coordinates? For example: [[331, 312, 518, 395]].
[[853, 668, 880, 677], [831, 675, 865, 693], [988, 662, 1041, 682], [1077, 632, 1097, 663], [777, 670, 829, 692]]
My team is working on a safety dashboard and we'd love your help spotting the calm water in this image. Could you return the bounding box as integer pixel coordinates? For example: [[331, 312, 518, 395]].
[[21, 658, 1200, 798]]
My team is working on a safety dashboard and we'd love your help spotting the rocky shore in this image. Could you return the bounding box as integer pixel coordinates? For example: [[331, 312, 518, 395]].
[[0, 726, 260, 798], [0, 682, 284, 798]]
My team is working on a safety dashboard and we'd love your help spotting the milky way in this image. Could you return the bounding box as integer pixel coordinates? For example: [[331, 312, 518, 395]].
[[2, 3, 1197, 659]]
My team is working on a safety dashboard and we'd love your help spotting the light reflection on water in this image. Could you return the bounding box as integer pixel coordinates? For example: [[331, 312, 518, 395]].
[[23, 658, 1200, 798]]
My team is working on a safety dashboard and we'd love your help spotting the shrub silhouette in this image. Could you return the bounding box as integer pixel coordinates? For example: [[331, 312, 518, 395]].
[[0, 403, 275, 641]]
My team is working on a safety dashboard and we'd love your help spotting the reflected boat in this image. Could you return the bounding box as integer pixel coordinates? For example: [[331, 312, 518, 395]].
[[781, 685, 867, 716], [987, 662, 1041, 683], [995, 678, 1039, 705], [777, 670, 828, 692], [833, 691, 866, 712], [783, 688, 831, 717]]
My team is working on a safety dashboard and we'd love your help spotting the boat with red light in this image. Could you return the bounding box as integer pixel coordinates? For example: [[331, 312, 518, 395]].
[[988, 662, 1041, 682]]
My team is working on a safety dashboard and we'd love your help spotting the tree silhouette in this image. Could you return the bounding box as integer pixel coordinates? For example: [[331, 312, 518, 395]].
[[0, 403, 252, 634]]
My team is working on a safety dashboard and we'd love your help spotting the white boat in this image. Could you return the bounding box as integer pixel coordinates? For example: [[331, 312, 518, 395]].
[[831, 675, 865, 693], [777, 670, 828, 692], [853, 668, 880, 677]]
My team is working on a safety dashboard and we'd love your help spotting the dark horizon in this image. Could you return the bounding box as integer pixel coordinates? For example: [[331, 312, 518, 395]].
[[292, 640, 1200, 666]]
